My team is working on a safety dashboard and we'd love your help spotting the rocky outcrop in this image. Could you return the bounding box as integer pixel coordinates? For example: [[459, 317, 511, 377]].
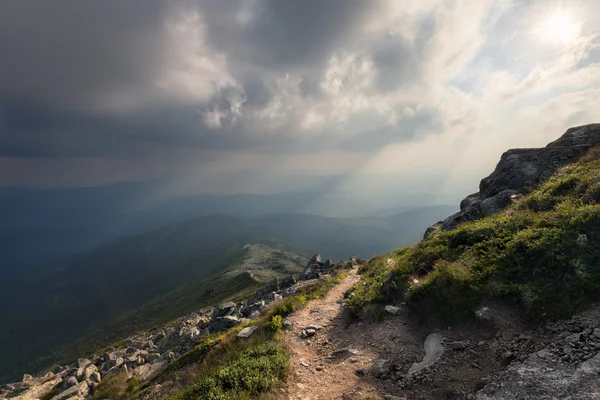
[[299, 254, 332, 280], [425, 123, 600, 237]]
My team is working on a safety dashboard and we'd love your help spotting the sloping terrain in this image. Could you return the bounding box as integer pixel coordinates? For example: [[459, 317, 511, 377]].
[[0, 207, 456, 383], [348, 130, 600, 322], [0, 241, 303, 384]]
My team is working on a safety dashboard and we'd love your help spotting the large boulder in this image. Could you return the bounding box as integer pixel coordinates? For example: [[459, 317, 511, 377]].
[[212, 301, 237, 318], [209, 315, 240, 332], [425, 124, 600, 235]]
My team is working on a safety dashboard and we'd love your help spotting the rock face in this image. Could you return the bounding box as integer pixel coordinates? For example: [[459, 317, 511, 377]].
[[425, 124, 600, 237]]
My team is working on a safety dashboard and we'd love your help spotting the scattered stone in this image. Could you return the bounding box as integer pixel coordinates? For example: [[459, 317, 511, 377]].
[[333, 347, 360, 356], [305, 325, 322, 331], [449, 341, 466, 350], [537, 348, 552, 359], [370, 359, 391, 378], [501, 351, 515, 366], [384, 305, 401, 315], [237, 326, 259, 339], [301, 328, 317, 338], [475, 307, 493, 321], [77, 358, 92, 369]]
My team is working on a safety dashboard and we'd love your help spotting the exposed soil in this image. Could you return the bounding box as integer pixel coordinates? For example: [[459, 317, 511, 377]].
[[278, 271, 559, 400]]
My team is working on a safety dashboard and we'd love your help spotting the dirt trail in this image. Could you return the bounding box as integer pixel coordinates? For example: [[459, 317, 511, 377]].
[[280, 270, 382, 400], [277, 270, 543, 400]]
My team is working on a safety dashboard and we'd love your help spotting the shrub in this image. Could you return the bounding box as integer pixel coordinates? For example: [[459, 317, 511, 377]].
[[167, 343, 289, 400], [266, 315, 283, 332]]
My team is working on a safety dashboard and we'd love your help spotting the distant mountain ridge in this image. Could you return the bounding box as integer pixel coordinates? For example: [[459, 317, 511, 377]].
[[0, 206, 455, 383]]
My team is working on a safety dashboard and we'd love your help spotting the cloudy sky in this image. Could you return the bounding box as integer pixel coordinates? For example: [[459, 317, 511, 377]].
[[1, 0, 600, 205]]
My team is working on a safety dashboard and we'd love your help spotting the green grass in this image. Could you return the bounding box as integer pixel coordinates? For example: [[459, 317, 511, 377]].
[[159, 268, 346, 400], [347, 147, 600, 322], [153, 334, 225, 381], [166, 342, 289, 400]]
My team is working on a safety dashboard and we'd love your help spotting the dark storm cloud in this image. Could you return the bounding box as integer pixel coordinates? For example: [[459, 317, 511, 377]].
[[0, 0, 168, 109], [0, 0, 453, 188], [0, 102, 255, 158], [198, 0, 379, 69]]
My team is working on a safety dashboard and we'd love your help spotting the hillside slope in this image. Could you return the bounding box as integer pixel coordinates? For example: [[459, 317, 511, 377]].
[[348, 124, 600, 321], [0, 241, 304, 384], [0, 206, 456, 383]]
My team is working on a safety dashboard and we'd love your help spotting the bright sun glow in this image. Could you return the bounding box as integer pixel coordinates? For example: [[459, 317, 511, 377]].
[[536, 10, 580, 45]]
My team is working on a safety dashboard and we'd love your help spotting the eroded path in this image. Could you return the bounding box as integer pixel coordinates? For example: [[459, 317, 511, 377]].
[[280, 270, 382, 400]]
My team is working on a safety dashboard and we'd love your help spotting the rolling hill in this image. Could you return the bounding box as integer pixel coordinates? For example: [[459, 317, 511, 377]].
[[0, 206, 455, 383]]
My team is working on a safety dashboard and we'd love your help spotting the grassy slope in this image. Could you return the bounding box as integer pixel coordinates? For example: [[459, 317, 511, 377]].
[[61, 244, 305, 365], [96, 269, 348, 400], [0, 243, 305, 384], [347, 148, 600, 322]]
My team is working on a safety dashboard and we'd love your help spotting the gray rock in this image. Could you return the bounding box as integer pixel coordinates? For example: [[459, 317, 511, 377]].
[[103, 351, 117, 362], [83, 364, 98, 381], [212, 301, 237, 318], [479, 189, 522, 217], [62, 376, 78, 389], [384, 305, 401, 315], [567, 333, 583, 344], [301, 328, 317, 338], [89, 371, 101, 384], [370, 359, 391, 378], [299, 253, 333, 280], [237, 326, 259, 339], [332, 348, 360, 356], [475, 306, 493, 321], [304, 325, 322, 331], [52, 381, 89, 400], [209, 315, 240, 332], [77, 358, 91, 369], [408, 333, 444, 375], [449, 341, 466, 350], [423, 222, 443, 239], [241, 301, 265, 317], [133, 360, 167, 380], [460, 192, 481, 211]]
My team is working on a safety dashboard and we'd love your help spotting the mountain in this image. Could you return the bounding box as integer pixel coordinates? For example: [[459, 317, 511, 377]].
[[0, 182, 454, 281], [0, 206, 455, 383]]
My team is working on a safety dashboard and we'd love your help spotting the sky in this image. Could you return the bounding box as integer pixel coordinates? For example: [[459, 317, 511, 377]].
[[1, 0, 600, 206]]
